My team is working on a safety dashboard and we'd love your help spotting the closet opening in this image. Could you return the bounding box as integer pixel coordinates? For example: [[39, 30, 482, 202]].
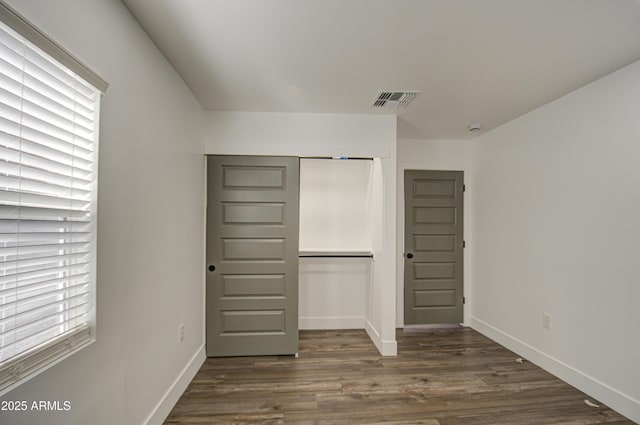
[[298, 157, 380, 331]]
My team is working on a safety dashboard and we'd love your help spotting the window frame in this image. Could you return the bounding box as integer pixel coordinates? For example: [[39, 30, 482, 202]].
[[0, 0, 107, 396]]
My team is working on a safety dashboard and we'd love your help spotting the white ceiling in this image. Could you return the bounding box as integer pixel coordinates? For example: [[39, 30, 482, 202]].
[[121, 0, 640, 140]]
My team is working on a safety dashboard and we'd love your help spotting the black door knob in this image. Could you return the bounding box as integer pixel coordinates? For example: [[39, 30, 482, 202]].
[[208, 265, 216, 272], [406, 253, 414, 259]]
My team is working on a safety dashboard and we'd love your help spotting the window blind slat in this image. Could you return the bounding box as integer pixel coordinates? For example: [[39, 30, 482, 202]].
[[0, 134, 94, 176], [0, 188, 91, 211], [0, 60, 96, 122], [18, 90, 95, 136], [23, 49, 97, 104], [23, 85, 95, 136], [0, 272, 90, 298], [0, 288, 90, 323], [0, 241, 89, 259], [0, 232, 92, 247], [0, 66, 23, 97], [0, 144, 94, 181], [0, 302, 90, 346], [0, 66, 95, 132], [0, 13, 100, 394], [2, 178, 91, 203], [0, 25, 99, 104], [0, 305, 90, 352], [0, 161, 92, 192], [1, 175, 92, 200], [0, 285, 90, 322], [0, 29, 23, 61], [0, 203, 93, 219], [0, 52, 96, 122], [0, 309, 90, 362], [0, 263, 91, 288], [0, 251, 90, 275], [2, 219, 92, 232], [0, 80, 95, 137], [23, 73, 95, 121], [0, 101, 95, 155]]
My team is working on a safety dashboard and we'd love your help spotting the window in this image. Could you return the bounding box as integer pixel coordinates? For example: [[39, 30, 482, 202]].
[[0, 3, 106, 394]]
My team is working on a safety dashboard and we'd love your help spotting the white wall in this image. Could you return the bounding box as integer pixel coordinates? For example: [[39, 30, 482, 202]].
[[299, 258, 369, 329], [366, 158, 386, 345], [204, 111, 393, 158], [471, 60, 640, 422], [204, 111, 398, 354], [298, 159, 373, 330], [299, 159, 372, 252], [0, 2, 205, 425], [396, 139, 474, 327]]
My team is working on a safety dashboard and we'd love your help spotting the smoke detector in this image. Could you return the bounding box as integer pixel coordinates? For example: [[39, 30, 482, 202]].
[[371, 91, 420, 110], [466, 123, 483, 133]]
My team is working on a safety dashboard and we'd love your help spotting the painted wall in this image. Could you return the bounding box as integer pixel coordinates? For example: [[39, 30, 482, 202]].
[[299, 159, 372, 252], [0, 1, 205, 425], [298, 159, 373, 329], [471, 60, 640, 422], [299, 258, 369, 329], [396, 139, 474, 327], [204, 111, 398, 354], [366, 158, 387, 347]]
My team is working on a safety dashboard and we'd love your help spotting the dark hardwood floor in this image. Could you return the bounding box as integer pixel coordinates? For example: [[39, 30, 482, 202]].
[[164, 328, 634, 424]]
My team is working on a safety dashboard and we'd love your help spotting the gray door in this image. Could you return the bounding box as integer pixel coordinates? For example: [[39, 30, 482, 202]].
[[206, 155, 299, 356], [404, 170, 464, 325]]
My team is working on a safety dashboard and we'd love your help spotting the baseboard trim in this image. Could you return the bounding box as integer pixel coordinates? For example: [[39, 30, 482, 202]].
[[299, 316, 364, 330], [470, 316, 640, 424], [143, 344, 206, 425], [365, 320, 397, 356]]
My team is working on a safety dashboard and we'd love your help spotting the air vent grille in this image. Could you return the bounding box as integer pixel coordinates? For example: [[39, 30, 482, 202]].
[[371, 91, 420, 110]]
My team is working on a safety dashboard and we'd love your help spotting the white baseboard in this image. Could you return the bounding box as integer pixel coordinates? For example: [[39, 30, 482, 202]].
[[299, 316, 365, 330], [143, 345, 206, 425], [470, 316, 640, 424], [365, 319, 397, 356]]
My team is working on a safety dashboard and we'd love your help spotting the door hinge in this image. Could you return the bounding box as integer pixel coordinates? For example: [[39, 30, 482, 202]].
[[462, 240, 466, 248], [463, 297, 466, 305], [463, 184, 466, 192]]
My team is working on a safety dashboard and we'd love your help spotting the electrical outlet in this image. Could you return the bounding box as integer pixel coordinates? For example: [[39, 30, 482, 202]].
[[179, 324, 185, 343], [542, 313, 552, 330]]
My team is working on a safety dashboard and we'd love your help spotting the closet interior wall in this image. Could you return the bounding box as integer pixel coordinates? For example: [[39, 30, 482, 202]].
[[299, 158, 374, 330]]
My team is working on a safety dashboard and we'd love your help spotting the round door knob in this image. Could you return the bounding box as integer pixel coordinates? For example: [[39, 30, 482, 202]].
[[406, 253, 414, 259], [208, 265, 216, 272]]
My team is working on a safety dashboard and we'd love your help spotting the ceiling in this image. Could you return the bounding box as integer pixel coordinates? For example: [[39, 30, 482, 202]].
[[121, 0, 640, 140]]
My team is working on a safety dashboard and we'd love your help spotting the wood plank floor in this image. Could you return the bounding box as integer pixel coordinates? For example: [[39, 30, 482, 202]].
[[165, 328, 634, 424]]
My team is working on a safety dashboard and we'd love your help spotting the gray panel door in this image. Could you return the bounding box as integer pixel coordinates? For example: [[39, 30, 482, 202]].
[[404, 170, 464, 324], [206, 155, 299, 356]]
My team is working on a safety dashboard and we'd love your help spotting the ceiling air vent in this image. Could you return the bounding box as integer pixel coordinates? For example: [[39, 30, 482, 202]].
[[371, 91, 420, 110]]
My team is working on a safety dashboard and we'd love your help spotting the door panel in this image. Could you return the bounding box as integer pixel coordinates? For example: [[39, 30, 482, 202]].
[[414, 207, 456, 224], [206, 155, 299, 356], [222, 203, 285, 224], [404, 170, 463, 325], [221, 238, 286, 260]]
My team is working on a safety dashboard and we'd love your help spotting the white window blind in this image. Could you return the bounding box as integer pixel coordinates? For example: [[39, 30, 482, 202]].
[[0, 14, 102, 394]]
